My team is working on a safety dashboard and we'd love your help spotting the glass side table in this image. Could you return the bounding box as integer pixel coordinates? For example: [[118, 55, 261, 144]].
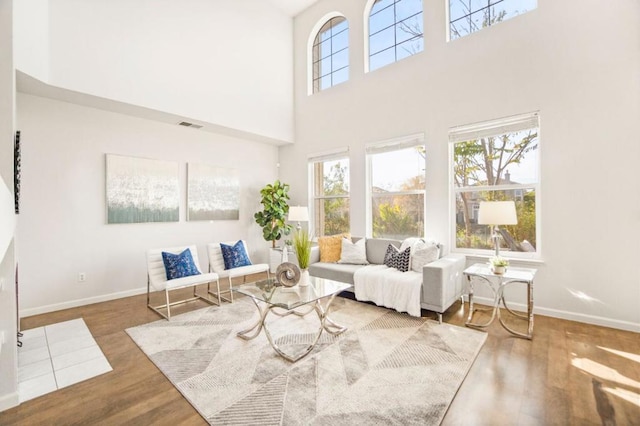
[[464, 263, 537, 339]]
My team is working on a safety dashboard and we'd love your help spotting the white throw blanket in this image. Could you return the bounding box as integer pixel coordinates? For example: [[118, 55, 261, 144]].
[[353, 264, 422, 317]]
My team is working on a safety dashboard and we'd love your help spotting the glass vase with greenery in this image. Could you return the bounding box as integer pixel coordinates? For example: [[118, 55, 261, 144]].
[[293, 230, 312, 270]]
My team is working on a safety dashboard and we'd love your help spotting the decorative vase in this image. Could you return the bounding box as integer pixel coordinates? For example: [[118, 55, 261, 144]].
[[281, 246, 288, 263], [491, 265, 506, 275], [299, 269, 310, 287]]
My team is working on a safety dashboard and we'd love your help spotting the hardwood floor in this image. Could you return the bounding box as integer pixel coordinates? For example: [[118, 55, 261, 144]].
[[2, 277, 639, 425]]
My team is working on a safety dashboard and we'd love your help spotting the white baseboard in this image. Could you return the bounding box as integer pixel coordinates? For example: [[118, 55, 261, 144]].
[[18, 288, 640, 333], [19, 287, 147, 318], [468, 296, 640, 333], [0, 391, 20, 412]]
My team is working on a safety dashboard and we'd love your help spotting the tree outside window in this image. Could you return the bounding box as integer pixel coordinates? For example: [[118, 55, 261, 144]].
[[449, 0, 537, 40], [368, 140, 425, 239], [311, 158, 350, 236], [368, 0, 424, 71], [452, 116, 539, 255]]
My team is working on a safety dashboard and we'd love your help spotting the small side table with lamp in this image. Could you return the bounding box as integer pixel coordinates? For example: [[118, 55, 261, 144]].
[[464, 200, 537, 339]]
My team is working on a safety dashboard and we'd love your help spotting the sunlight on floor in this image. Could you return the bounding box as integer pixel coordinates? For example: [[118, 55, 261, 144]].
[[603, 386, 640, 408], [598, 346, 640, 364], [571, 357, 640, 390]]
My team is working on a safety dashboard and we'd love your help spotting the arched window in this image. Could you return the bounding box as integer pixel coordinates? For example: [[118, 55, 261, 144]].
[[312, 16, 349, 93], [367, 0, 423, 72]]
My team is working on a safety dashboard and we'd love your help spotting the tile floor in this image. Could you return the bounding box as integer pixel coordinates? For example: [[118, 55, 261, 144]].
[[17, 318, 112, 402]]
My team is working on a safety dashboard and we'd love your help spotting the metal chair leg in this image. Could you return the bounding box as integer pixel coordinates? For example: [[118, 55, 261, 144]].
[[165, 289, 171, 320], [228, 277, 234, 303]]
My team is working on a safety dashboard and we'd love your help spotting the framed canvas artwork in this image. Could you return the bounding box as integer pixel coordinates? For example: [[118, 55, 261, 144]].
[[187, 163, 239, 221], [106, 154, 180, 224]]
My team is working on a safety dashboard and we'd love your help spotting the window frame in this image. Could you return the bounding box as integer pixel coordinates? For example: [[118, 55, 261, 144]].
[[307, 12, 349, 95], [449, 112, 542, 260], [366, 133, 426, 238], [308, 149, 351, 237], [364, 0, 424, 73], [446, 0, 538, 41]]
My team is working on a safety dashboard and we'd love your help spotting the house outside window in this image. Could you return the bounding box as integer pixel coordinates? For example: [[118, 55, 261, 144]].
[[450, 112, 540, 257], [448, 0, 537, 40], [366, 134, 425, 239], [309, 152, 350, 237], [367, 0, 424, 72], [312, 16, 349, 93]]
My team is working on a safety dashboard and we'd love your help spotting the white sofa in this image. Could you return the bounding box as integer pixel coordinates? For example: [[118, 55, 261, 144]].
[[308, 237, 466, 322]]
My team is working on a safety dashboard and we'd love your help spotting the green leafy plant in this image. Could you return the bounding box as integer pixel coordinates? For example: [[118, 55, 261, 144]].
[[254, 180, 292, 248], [489, 256, 509, 267], [293, 230, 312, 270]]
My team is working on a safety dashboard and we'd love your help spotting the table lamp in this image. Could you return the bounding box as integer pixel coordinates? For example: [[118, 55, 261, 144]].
[[288, 206, 309, 231], [477, 201, 517, 257]]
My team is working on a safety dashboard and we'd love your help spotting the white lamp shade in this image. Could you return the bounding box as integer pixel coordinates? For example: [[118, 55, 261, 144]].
[[477, 201, 518, 225], [288, 206, 309, 222]]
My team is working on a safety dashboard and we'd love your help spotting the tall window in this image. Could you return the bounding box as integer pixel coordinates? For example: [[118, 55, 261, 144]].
[[312, 16, 349, 93], [368, 0, 424, 72], [448, 0, 537, 40], [450, 112, 540, 257], [310, 152, 350, 236], [367, 134, 425, 239]]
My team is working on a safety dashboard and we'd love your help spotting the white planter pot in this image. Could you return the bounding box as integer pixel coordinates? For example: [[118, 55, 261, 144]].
[[299, 269, 310, 287], [491, 265, 506, 275]]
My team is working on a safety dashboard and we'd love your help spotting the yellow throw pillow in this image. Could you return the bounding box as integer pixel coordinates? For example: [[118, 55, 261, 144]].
[[319, 233, 351, 263]]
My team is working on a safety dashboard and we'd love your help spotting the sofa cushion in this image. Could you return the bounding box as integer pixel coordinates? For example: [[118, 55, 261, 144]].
[[383, 244, 411, 272], [399, 237, 441, 272], [308, 262, 365, 285], [366, 238, 401, 264], [411, 240, 439, 272], [318, 233, 350, 262], [338, 238, 369, 265]]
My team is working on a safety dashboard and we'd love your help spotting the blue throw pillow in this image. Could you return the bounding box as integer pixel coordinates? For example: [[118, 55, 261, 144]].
[[162, 248, 201, 280], [220, 241, 252, 270]]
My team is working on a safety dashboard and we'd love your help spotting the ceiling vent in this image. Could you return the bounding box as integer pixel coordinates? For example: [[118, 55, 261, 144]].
[[178, 121, 203, 129]]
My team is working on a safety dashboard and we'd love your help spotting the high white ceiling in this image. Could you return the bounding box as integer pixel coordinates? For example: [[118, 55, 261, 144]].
[[268, 0, 320, 17]]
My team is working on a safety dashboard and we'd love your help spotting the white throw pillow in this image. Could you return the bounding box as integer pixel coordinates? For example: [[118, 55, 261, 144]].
[[338, 238, 369, 265], [411, 240, 439, 272], [399, 237, 421, 253], [400, 237, 423, 271]]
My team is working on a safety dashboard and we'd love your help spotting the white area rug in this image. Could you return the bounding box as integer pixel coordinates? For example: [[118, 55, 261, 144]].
[[126, 296, 486, 425]]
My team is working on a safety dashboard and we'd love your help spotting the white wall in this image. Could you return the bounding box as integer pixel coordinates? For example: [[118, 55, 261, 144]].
[[14, 0, 294, 143], [0, 0, 19, 413], [17, 93, 279, 315], [280, 0, 640, 331], [13, 0, 49, 82]]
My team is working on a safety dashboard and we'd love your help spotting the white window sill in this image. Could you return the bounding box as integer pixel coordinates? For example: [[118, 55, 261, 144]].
[[458, 253, 545, 266]]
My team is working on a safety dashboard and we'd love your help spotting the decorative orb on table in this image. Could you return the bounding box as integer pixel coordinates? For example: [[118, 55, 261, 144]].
[[276, 262, 301, 287]]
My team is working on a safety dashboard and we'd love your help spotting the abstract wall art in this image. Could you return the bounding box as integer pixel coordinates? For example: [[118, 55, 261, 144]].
[[106, 154, 179, 224], [187, 163, 239, 221]]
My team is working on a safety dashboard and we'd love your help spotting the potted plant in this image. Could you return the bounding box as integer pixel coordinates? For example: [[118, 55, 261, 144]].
[[489, 256, 509, 275], [293, 230, 312, 286], [254, 180, 293, 249]]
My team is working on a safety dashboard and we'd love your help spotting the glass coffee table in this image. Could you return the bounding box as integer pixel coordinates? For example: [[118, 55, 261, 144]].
[[234, 276, 352, 362]]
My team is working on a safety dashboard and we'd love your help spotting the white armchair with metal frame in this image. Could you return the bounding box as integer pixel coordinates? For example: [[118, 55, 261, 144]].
[[147, 245, 221, 320], [207, 240, 270, 303]]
